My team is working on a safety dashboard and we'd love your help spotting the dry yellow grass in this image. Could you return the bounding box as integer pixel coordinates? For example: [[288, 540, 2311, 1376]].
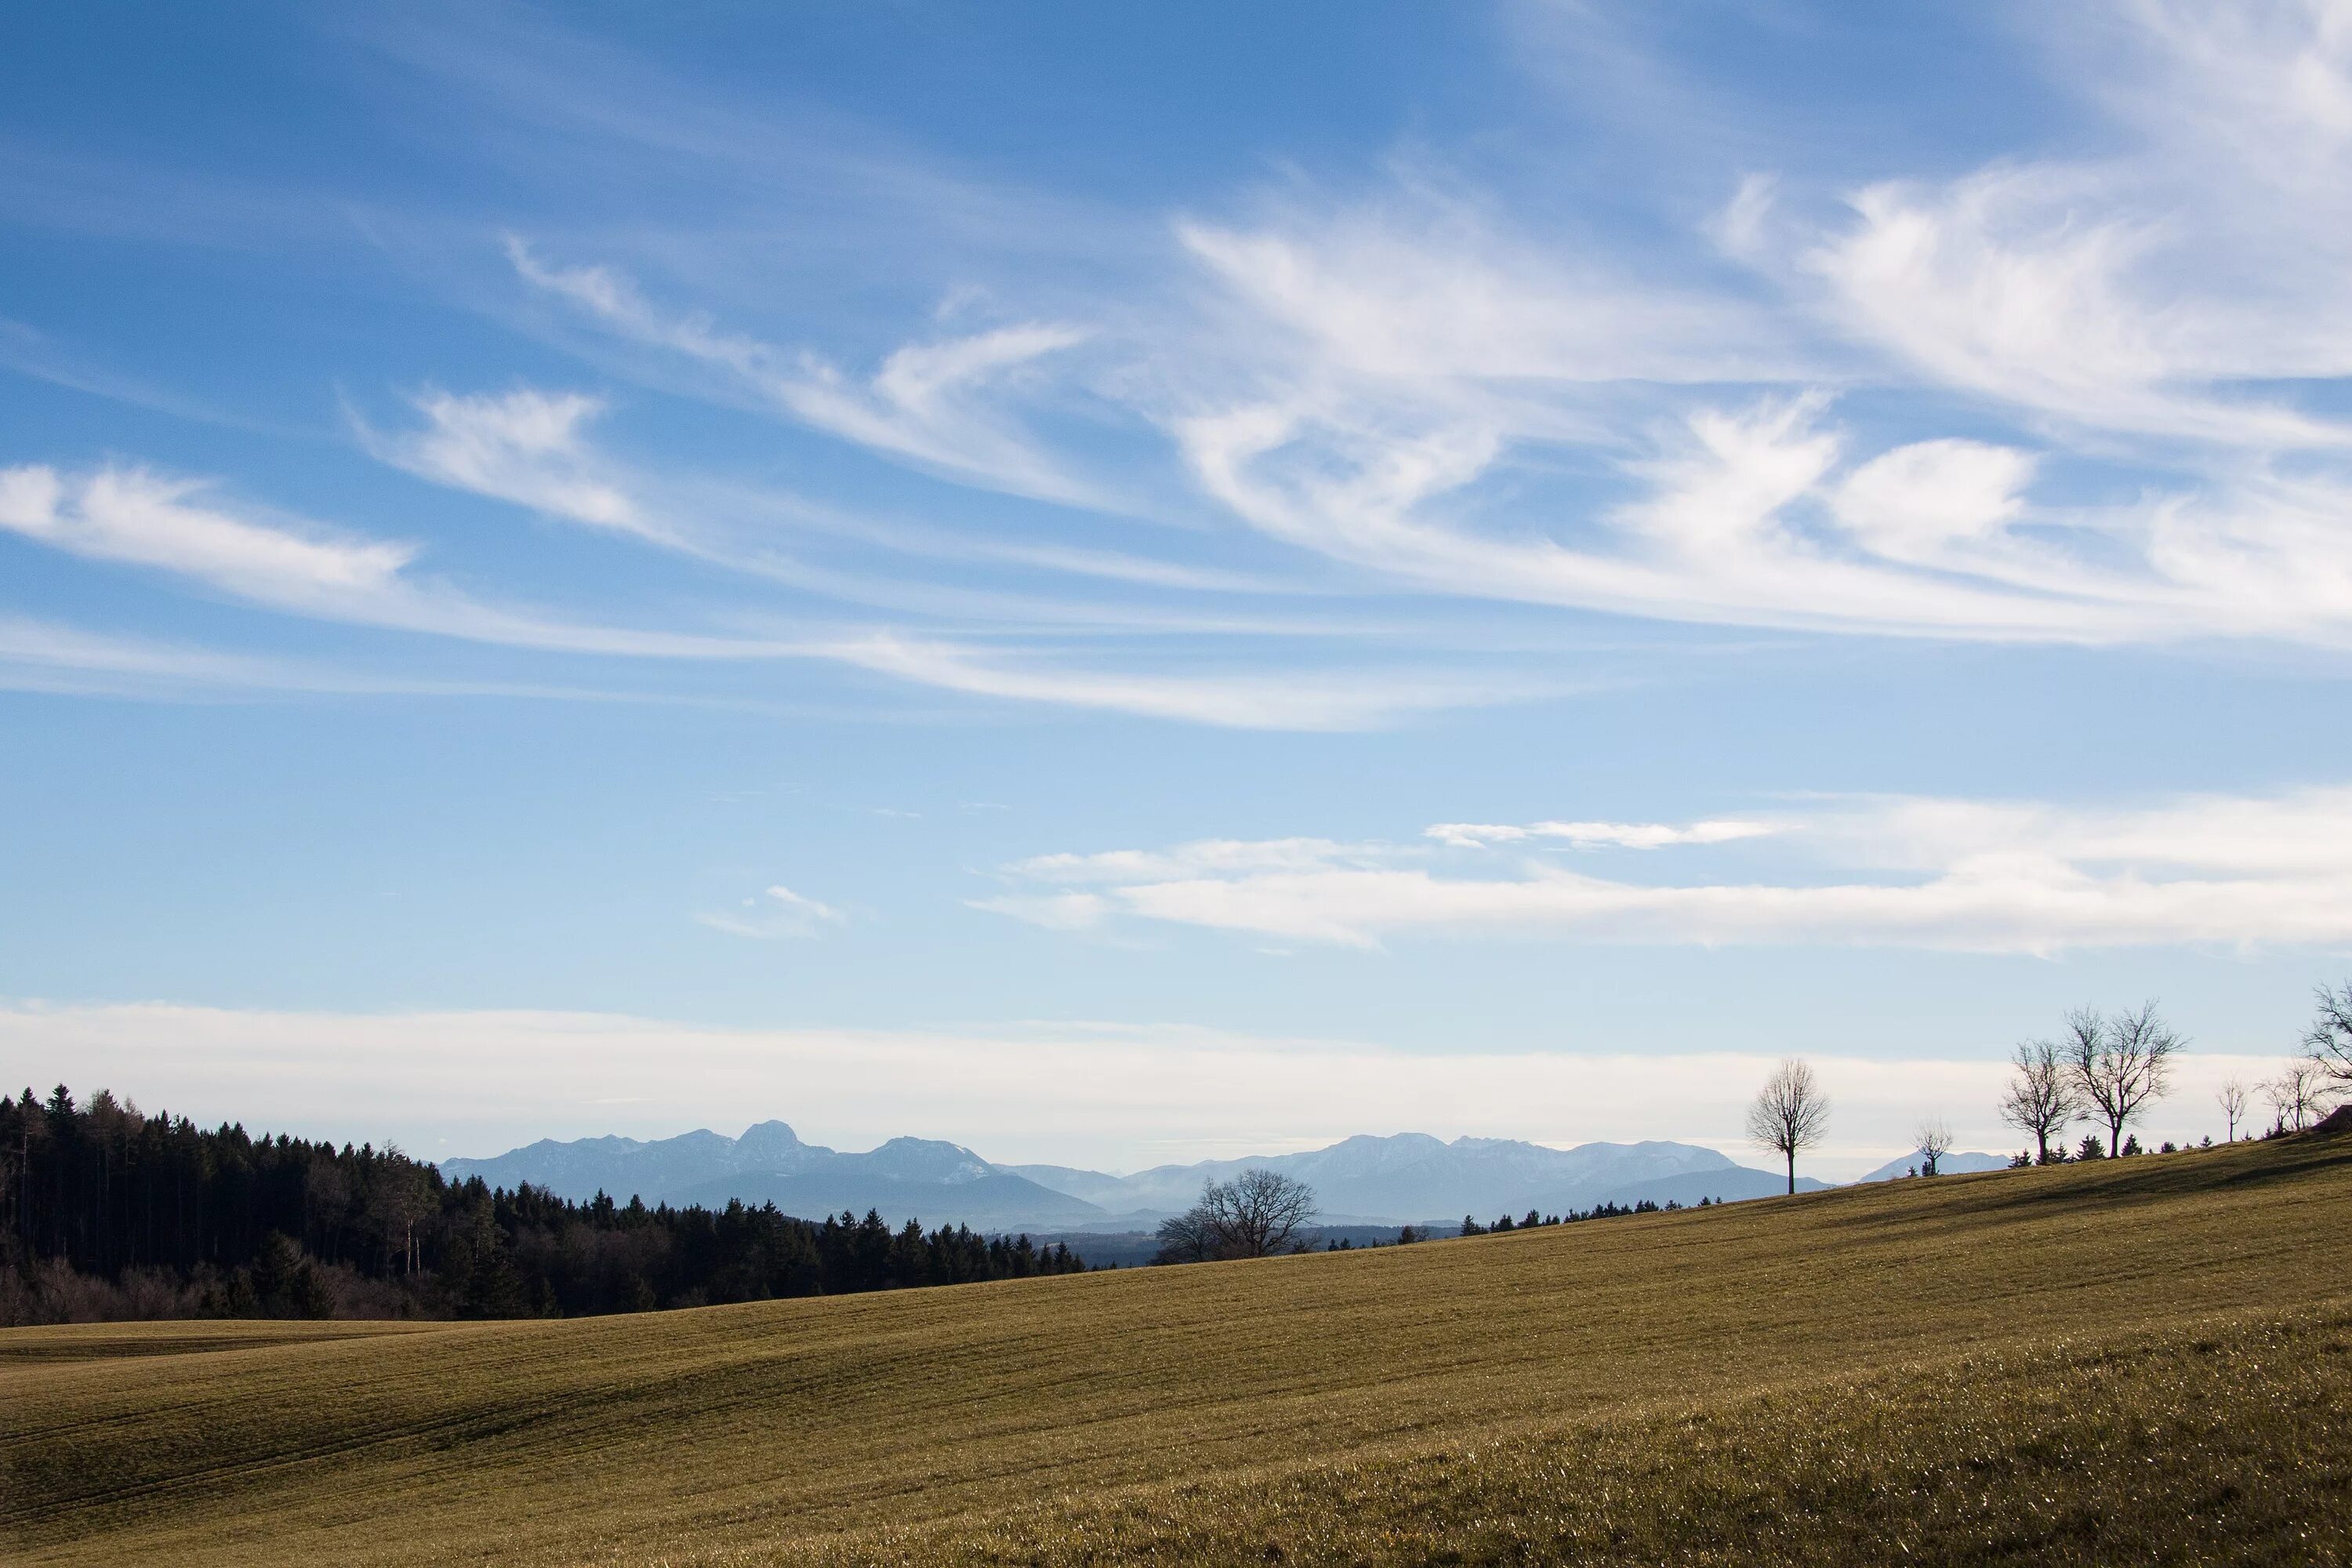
[[5, 1134, 2349, 1566]]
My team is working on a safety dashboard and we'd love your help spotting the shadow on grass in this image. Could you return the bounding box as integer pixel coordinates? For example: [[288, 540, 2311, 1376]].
[[1815, 1127, 2352, 1235]]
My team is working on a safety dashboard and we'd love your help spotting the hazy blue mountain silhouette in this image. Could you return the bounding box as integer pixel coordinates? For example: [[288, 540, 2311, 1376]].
[[446, 1125, 1812, 1229], [441, 1123, 1105, 1228], [1011, 1133, 1814, 1224], [1856, 1149, 2012, 1181]]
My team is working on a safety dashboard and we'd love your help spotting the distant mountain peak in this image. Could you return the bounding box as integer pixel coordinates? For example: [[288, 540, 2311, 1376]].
[[1857, 1149, 2012, 1182], [866, 1136, 994, 1184], [734, 1120, 808, 1155]]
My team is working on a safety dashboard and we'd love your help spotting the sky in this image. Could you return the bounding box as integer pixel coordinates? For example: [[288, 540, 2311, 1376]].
[[5, 1, 2351, 1178]]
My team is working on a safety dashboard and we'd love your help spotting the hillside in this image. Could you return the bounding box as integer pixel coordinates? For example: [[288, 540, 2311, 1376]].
[[6, 1133, 2350, 1566]]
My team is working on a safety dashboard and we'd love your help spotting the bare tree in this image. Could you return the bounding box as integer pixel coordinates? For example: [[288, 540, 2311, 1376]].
[[1914, 1117, 1954, 1176], [2064, 1002, 2180, 1157], [365, 1159, 435, 1278], [1998, 1040, 2078, 1163], [1207, 1169, 1318, 1256], [1747, 1058, 1831, 1195], [1151, 1206, 1218, 1265], [2266, 1058, 2329, 1133], [2300, 982, 2352, 1102], [1155, 1169, 1319, 1262], [2216, 1079, 2249, 1142]]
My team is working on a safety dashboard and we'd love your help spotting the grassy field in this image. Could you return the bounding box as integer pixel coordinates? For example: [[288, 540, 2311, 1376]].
[[5, 1134, 2349, 1566]]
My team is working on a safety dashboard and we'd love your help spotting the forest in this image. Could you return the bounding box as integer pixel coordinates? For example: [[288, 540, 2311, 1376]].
[[0, 1086, 1085, 1325]]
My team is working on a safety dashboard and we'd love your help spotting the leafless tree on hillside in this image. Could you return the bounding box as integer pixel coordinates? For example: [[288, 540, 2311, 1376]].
[[2217, 1079, 2249, 1142], [1155, 1170, 1319, 1263], [1747, 1058, 1830, 1195], [2296, 987, 2352, 1123], [1207, 1169, 1318, 1256], [1914, 1118, 1954, 1176], [2065, 1003, 2180, 1157], [1152, 1206, 1219, 1265], [1998, 1040, 2078, 1163], [2299, 982, 2352, 1105], [2266, 1058, 2329, 1133]]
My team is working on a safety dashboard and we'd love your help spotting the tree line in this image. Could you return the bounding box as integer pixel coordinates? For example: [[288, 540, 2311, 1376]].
[[1745, 983, 2352, 1188], [1152, 1170, 1740, 1265], [0, 1086, 1085, 1326]]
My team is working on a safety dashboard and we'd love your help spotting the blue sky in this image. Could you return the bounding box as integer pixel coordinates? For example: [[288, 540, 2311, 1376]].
[[5, 2, 2350, 1174]]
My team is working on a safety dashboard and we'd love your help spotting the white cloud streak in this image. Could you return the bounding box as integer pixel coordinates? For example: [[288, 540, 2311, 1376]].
[[830, 635, 1504, 730], [980, 787, 2352, 953], [507, 238, 1103, 506], [356, 383, 1353, 626], [1178, 207, 1793, 384], [1805, 167, 2351, 447], [695, 883, 848, 940], [2, 463, 1488, 728], [361, 387, 658, 541], [1425, 819, 1777, 851], [0, 464, 414, 603]]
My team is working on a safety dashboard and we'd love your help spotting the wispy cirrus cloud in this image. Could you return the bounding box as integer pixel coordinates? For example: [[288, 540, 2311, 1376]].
[[356, 380, 1326, 620], [344, 2, 2352, 686], [0, 461, 782, 657], [507, 238, 1103, 506], [359, 387, 656, 541], [1425, 818, 1775, 850], [23, 0, 2352, 742], [1802, 167, 2352, 448], [0, 462, 1497, 728], [1174, 390, 2182, 641], [0, 463, 416, 602], [696, 883, 848, 940], [977, 787, 2352, 953], [1113, 4, 2352, 649], [824, 633, 1519, 730], [1176, 201, 1796, 386]]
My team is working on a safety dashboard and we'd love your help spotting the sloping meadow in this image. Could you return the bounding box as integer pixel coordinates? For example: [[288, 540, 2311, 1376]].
[[5, 1134, 2350, 1566]]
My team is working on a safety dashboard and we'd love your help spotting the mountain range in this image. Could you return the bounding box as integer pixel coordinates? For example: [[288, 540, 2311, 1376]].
[[441, 1124, 1828, 1230]]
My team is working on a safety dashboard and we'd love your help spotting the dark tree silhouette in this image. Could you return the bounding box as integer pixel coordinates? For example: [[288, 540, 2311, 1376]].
[[1998, 1040, 2078, 1163], [2267, 1058, 2328, 1132], [2064, 1004, 2180, 1156], [1154, 1170, 1317, 1262], [2298, 982, 2352, 1112], [1152, 1206, 1218, 1265], [1746, 1058, 1830, 1194], [1914, 1118, 1953, 1177], [2217, 1079, 2249, 1142]]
